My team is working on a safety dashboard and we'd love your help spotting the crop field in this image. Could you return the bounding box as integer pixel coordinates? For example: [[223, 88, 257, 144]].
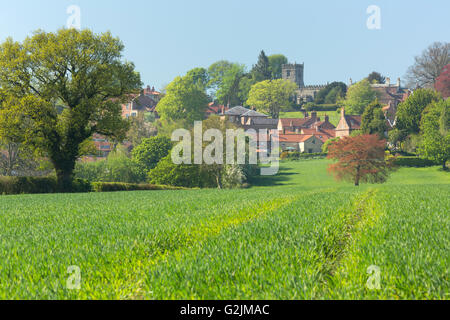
[[0, 160, 448, 299]]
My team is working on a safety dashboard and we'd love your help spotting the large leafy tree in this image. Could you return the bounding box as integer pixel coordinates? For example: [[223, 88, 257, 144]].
[[434, 64, 450, 99], [361, 99, 387, 138], [395, 88, 442, 135], [132, 136, 173, 173], [315, 82, 347, 104], [251, 50, 271, 82], [327, 134, 391, 186], [405, 42, 450, 88], [246, 79, 297, 118], [418, 99, 449, 169], [268, 54, 288, 79], [341, 79, 377, 114], [367, 71, 386, 84], [156, 74, 209, 124], [0, 29, 141, 190], [208, 61, 245, 106]]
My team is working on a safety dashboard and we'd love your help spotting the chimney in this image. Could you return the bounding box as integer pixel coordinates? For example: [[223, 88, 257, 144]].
[[325, 115, 329, 122], [397, 78, 401, 87], [386, 77, 391, 86], [341, 107, 345, 118], [349, 78, 353, 86], [311, 111, 317, 120]]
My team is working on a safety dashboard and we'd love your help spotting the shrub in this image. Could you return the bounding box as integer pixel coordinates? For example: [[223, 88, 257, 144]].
[[147, 155, 203, 188], [132, 136, 173, 172], [392, 156, 437, 167], [0, 177, 91, 195], [91, 182, 184, 192], [281, 152, 327, 161]]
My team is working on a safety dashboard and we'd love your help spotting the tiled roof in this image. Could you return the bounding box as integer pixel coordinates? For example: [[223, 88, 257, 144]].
[[225, 106, 251, 116], [278, 134, 315, 143], [344, 115, 362, 130], [279, 118, 310, 127], [248, 118, 278, 125], [241, 109, 268, 117]]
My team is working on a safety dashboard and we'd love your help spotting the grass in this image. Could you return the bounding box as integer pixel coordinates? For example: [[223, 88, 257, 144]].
[[0, 160, 448, 299], [279, 111, 342, 126]]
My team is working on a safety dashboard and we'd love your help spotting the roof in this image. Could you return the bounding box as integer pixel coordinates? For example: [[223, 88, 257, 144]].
[[344, 115, 362, 130], [241, 109, 268, 117], [371, 86, 409, 105], [248, 118, 278, 125], [278, 134, 317, 143], [225, 106, 251, 116], [279, 118, 311, 128]]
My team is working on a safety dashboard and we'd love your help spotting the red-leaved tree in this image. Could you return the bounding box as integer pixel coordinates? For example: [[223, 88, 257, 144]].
[[435, 64, 450, 99], [327, 134, 391, 186]]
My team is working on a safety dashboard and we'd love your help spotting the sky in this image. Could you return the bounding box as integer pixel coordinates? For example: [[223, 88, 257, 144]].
[[0, 0, 449, 90]]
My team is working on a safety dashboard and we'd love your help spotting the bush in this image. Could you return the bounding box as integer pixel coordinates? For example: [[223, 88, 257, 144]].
[[132, 136, 173, 172], [280, 152, 327, 161], [147, 155, 203, 188], [74, 147, 146, 183], [392, 156, 437, 167], [91, 182, 184, 192], [0, 177, 91, 195]]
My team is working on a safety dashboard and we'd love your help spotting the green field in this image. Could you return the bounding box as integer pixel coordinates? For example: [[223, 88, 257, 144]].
[[0, 160, 448, 299], [279, 111, 342, 126]]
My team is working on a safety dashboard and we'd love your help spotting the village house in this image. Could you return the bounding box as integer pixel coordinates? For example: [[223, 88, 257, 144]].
[[121, 86, 160, 119], [278, 134, 324, 153], [205, 103, 229, 118], [335, 108, 361, 138]]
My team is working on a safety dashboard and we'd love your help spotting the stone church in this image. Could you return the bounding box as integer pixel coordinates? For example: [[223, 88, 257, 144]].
[[282, 63, 326, 104]]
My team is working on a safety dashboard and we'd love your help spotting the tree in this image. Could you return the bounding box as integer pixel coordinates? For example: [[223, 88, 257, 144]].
[[156, 75, 209, 124], [185, 67, 210, 91], [268, 54, 288, 79], [327, 134, 391, 186], [367, 71, 386, 84], [237, 74, 256, 106], [208, 61, 245, 106], [418, 99, 450, 169], [126, 112, 157, 147], [246, 79, 297, 118], [315, 82, 347, 104], [132, 136, 173, 173], [434, 64, 450, 99], [396, 88, 442, 135], [147, 155, 202, 188], [0, 29, 141, 191], [405, 42, 450, 88], [251, 50, 271, 82], [341, 79, 377, 114], [361, 99, 387, 138]]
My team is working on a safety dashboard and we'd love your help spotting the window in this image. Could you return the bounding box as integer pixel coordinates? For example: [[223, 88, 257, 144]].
[[286, 70, 291, 77]]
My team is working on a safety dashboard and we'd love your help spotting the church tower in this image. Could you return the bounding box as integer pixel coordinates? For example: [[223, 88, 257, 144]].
[[282, 63, 304, 88]]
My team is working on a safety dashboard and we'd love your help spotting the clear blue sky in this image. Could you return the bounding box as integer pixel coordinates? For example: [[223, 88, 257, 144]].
[[1, 0, 449, 90]]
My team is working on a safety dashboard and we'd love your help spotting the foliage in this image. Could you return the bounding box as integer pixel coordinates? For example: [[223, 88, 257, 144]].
[[327, 134, 391, 186], [418, 99, 450, 169], [156, 75, 209, 124], [0, 176, 91, 195], [74, 146, 146, 183], [340, 79, 377, 115], [131, 136, 173, 173], [322, 137, 340, 153], [395, 88, 442, 134], [208, 60, 246, 106], [405, 42, 449, 88], [147, 155, 203, 188], [126, 112, 157, 147], [251, 50, 271, 82], [392, 156, 437, 167], [367, 71, 386, 84], [246, 79, 297, 118], [0, 29, 141, 191], [315, 82, 347, 105], [91, 181, 184, 192], [280, 152, 327, 160], [268, 54, 288, 79], [434, 63, 450, 99], [361, 99, 387, 138]]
